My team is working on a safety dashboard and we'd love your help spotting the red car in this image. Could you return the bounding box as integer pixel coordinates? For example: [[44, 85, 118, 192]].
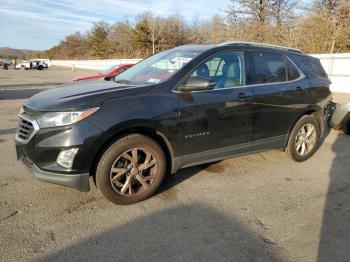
[[73, 64, 134, 81]]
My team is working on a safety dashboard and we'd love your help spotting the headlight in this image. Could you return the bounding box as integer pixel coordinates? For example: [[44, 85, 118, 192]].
[[36, 107, 99, 128]]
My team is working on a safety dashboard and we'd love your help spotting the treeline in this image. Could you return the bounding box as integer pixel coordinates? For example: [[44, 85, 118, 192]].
[[35, 0, 350, 59]]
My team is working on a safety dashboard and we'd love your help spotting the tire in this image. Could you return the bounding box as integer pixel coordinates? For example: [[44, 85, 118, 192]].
[[21, 65, 27, 70], [37, 65, 43, 70], [285, 115, 321, 162], [96, 134, 166, 205]]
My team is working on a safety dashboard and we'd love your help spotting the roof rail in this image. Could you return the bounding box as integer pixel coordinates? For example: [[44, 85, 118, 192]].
[[218, 41, 303, 54]]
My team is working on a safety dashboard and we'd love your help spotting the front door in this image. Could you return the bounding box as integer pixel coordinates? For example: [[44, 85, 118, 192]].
[[176, 50, 253, 166]]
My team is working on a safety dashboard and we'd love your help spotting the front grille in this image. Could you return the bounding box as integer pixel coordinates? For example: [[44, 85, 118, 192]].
[[15, 116, 39, 144], [17, 118, 34, 140]]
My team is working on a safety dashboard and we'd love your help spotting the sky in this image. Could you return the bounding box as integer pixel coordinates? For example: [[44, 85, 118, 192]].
[[0, 0, 231, 50]]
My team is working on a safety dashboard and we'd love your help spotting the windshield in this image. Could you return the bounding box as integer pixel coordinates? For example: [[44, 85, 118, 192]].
[[100, 65, 119, 75], [114, 49, 202, 85]]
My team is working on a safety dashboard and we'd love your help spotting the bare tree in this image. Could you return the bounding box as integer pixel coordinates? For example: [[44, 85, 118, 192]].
[[110, 19, 134, 57], [35, 1, 350, 59], [269, 0, 299, 44], [199, 15, 229, 44], [226, 0, 271, 41]]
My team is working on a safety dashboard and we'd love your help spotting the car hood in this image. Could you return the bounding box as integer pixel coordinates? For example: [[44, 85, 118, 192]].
[[24, 79, 151, 112]]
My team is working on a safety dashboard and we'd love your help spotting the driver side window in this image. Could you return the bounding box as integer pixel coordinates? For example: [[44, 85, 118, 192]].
[[190, 51, 245, 90]]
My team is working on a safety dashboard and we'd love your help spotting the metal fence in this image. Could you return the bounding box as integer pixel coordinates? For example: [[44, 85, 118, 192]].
[[52, 53, 350, 93]]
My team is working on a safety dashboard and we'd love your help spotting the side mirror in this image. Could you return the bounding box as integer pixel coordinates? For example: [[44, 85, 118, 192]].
[[178, 77, 215, 92], [104, 76, 113, 81]]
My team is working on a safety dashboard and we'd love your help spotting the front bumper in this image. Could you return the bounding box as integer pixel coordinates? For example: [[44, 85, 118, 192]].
[[19, 155, 90, 192]]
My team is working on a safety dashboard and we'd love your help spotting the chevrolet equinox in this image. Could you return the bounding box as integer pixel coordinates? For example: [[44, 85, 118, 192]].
[[15, 42, 332, 204]]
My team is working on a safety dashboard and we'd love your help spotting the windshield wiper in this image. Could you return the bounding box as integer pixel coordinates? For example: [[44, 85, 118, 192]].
[[115, 79, 132, 84]]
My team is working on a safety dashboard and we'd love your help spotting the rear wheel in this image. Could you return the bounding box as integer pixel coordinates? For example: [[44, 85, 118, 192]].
[[96, 134, 166, 205], [285, 115, 321, 162]]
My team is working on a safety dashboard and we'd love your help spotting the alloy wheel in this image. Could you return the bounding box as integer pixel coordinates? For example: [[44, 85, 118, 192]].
[[109, 148, 158, 196], [295, 123, 317, 156]]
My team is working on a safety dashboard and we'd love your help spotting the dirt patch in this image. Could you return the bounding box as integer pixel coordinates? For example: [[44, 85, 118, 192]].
[[204, 163, 227, 173], [0, 138, 6, 143], [65, 195, 103, 213], [158, 187, 178, 202]]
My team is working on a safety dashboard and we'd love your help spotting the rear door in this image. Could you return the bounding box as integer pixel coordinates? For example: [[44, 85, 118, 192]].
[[246, 51, 308, 150]]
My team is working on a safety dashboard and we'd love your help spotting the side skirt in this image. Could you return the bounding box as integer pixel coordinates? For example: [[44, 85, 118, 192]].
[[171, 135, 287, 173]]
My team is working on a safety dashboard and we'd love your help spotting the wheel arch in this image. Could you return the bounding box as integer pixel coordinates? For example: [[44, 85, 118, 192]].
[[90, 122, 176, 181], [284, 107, 324, 147]]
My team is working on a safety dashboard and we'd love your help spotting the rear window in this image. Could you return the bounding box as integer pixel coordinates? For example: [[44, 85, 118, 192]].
[[288, 54, 328, 79], [306, 58, 328, 78], [247, 52, 287, 84]]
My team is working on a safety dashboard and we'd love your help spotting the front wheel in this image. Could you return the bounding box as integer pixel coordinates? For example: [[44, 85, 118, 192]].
[[96, 134, 166, 205], [285, 115, 321, 162]]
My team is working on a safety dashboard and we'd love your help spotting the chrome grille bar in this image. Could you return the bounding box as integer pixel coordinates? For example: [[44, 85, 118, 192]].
[[15, 115, 39, 144]]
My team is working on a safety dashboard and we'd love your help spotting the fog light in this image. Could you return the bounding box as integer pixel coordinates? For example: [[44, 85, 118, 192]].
[[56, 148, 78, 169]]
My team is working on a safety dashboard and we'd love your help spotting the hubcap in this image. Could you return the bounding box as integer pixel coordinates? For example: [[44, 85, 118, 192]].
[[110, 148, 158, 196], [295, 123, 317, 156]]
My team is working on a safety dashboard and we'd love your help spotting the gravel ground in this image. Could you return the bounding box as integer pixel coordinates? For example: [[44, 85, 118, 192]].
[[0, 68, 349, 262]]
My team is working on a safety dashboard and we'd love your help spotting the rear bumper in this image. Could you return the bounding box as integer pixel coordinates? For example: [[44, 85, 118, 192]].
[[20, 156, 90, 192]]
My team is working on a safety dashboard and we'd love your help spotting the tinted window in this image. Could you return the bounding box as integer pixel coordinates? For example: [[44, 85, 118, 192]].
[[190, 51, 245, 89], [247, 52, 286, 84], [304, 57, 328, 79], [286, 58, 300, 81], [287, 54, 328, 80]]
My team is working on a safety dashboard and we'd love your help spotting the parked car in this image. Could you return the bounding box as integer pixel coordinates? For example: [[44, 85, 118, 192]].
[[73, 64, 134, 81], [15, 60, 47, 70], [16, 42, 335, 205], [31, 58, 51, 68]]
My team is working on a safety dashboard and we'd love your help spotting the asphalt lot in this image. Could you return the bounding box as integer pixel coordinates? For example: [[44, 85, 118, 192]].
[[0, 67, 96, 100], [0, 68, 350, 262]]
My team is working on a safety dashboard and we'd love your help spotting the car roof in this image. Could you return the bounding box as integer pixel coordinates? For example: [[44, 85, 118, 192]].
[[173, 44, 214, 52], [218, 41, 303, 53], [175, 41, 303, 55]]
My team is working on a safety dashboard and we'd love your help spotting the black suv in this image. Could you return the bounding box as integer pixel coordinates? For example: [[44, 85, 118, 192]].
[[15, 42, 332, 204]]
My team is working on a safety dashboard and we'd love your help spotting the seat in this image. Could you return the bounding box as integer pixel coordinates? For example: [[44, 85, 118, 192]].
[[216, 62, 240, 89], [196, 64, 210, 78], [274, 66, 287, 82]]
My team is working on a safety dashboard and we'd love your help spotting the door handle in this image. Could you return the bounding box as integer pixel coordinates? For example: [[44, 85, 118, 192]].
[[296, 86, 303, 92], [238, 92, 250, 99]]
